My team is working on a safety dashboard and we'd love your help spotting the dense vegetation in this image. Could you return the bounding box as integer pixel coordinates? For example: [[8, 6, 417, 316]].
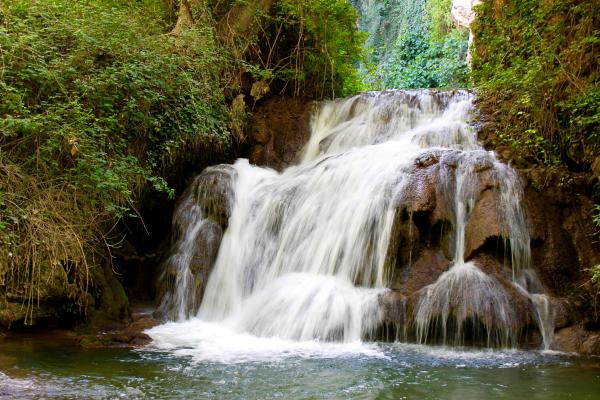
[[352, 0, 470, 89], [471, 0, 599, 169], [0, 0, 231, 324], [0, 0, 364, 325]]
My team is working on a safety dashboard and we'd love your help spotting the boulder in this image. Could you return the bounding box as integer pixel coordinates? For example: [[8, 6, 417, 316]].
[[553, 325, 600, 354]]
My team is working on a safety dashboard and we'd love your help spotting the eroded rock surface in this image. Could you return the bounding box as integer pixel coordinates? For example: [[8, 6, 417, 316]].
[[154, 165, 236, 320], [155, 96, 600, 354]]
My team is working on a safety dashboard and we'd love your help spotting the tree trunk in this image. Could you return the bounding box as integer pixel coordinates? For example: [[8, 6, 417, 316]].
[[170, 0, 201, 36]]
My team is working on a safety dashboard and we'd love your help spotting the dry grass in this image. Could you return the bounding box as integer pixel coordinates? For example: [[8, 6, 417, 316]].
[[0, 163, 113, 324]]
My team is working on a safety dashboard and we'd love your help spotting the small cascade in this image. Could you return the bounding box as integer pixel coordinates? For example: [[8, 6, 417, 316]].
[[156, 199, 205, 321], [414, 261, 517, 347], [412, 151, 531, 346], [531, 294, 556, 350], [155, 89, 556, 349]]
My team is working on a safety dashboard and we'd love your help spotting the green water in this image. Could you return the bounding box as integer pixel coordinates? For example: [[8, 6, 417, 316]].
[[1, 333, 599, 399]]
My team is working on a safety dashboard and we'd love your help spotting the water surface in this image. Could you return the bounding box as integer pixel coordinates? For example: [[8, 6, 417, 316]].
[[1, 332, 599, 399]]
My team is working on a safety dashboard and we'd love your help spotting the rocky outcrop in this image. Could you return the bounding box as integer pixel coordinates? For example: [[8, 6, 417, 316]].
[[154, 165, 236, 320], [452, 0, 481, 28], [451, 0, 482, 65], [155, 96, 600, 353], [379, 149, 543, 345], [1, 260, 130, 331], [248, 96, 315, 170], [553, 325, 600, 355]]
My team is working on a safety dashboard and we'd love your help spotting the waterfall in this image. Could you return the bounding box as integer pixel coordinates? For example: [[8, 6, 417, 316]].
[[153, 90, 555, 349]]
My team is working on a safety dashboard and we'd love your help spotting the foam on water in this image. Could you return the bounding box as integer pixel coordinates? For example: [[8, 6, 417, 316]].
[[146, 319, 387, 364]]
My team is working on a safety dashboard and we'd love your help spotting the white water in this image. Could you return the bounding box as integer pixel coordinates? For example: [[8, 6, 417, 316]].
[[147, 318, 386, 363], [150, 90, 555, 354], [411, 145, 539, 347], [155, 189, 205, 321]]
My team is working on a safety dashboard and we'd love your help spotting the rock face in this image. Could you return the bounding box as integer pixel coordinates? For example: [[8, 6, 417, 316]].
[[157, 96, 600, 353], [376, 149, 540, 346], [379, 149, 600, 351], [245, 95, 600, 351], [452, 0, 481, 28], [154, 165, 236, 320], [553, 325, 600, 355], [248, 96, 315, 170]]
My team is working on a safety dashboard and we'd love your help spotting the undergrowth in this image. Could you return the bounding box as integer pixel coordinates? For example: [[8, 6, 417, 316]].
[[0, 0, 229, 322], [212, 0, 365, 98], [471, 0, 600, 295]]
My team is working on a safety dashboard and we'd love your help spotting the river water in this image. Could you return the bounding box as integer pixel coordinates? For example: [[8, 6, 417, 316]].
[[1, 331, 599, 399]]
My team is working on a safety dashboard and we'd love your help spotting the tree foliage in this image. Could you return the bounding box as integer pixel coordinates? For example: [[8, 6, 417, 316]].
[[0, 0, 230, 321], [211, 0, 366, 98], [351, 0, 470, 89]]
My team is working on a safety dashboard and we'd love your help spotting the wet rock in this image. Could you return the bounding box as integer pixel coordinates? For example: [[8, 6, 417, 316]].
[[414, 151, 440, 168], [154, 221, 222, 320], [440, 150, 462, 168], [193, 164, 236, 228], [469, 252, 504, 275], [402, 261, 534, 346], [188, 220, 223, 307], [525, 184, 597, 298], [79, 316, 160, 349], [394, 165, 438, 214], [471, 151, 494, 172], [379, 292, 407, 322], [548, 298, 574, 330], [154, 165, 233, 321], [384, 209, 421, 274], [390, 248, 450, 296], [464, 189, 504, 260]]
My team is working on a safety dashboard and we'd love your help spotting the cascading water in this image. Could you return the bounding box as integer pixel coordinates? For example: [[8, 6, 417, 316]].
[[151, 90, 555, 351]]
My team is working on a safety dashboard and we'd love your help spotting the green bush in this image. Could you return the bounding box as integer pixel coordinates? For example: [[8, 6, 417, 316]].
[[0, 0, 230, 318], [471, 0, 600, 167], [381, 26, 469, 89], [1, 0, 229, 212]]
